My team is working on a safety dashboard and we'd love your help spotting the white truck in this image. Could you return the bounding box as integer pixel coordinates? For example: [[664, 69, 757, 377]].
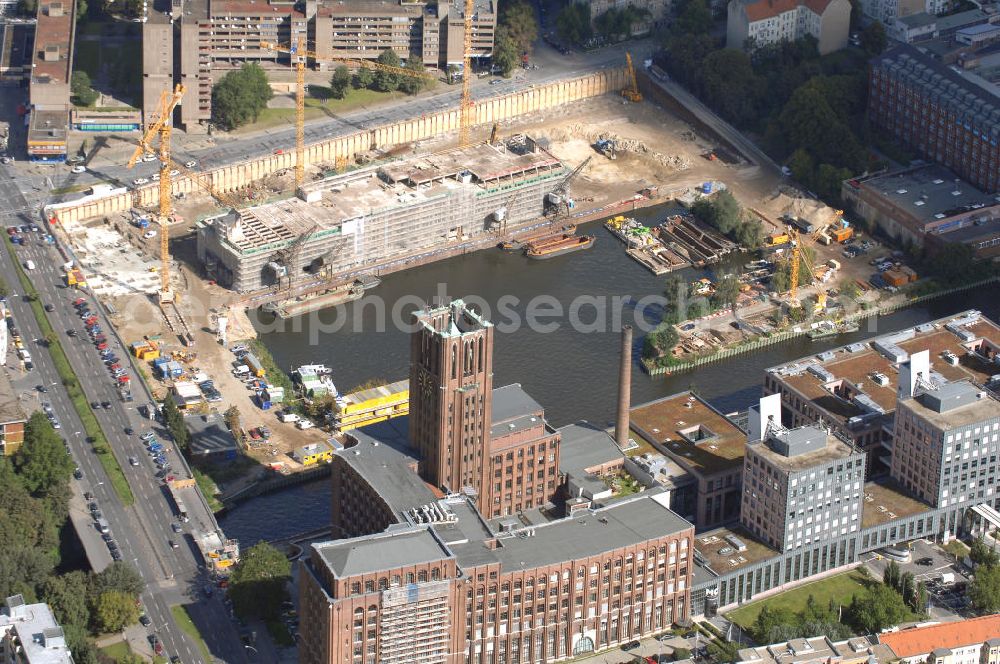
[[939, 572, 955, 585], [279, 412, 299, 424]]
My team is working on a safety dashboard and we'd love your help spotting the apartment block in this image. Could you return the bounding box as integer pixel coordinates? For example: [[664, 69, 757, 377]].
[[0, 595, 75, 664], [738, 635, 896, 664], [726, 0, 850, 55], [28, 0, 74, 162], [869, 45, 1000, 194], [763, 311, 1000, 476], [630, 391, 747, 530], [877, 614, 1000, 664], [142, 0, 495, 130], [739, 395, 866, 552]]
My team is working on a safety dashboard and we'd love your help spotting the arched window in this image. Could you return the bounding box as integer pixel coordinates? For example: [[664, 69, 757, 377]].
[[378, 578, 388, 590]]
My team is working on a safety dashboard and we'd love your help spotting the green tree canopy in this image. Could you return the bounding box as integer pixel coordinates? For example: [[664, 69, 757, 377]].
[[493, 27, 520, 77], [673, 0, 712, 35], [329, 65, 351, 100], [70, 71, 99, 107], [353, 66, 374, 89], [16, 413, 75, 496], [711, 273, 741, 311], [860, 21, 887, 55], [556, 3, 592, 46], [970, 537, 1000, 568], [373, 48, 401, 92], [498, 0, 538, 53], [229, 542, 291, 620], [92, 590, 140, 633], [90, 561, 145, 599], [969, 563, 1000, 614], [41, 571, 91, 630], [848, 584, 909, 634], [398, 56, 428, 95], [161, 397, 189, 451], [700, 49, 758, 124], [211, 63, 273, 131]]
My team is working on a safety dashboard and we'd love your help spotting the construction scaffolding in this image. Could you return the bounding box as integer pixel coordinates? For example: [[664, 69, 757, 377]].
[[197, 136, 567, 292]]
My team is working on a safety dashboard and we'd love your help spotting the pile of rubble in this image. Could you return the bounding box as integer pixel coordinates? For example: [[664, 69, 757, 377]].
[[596, 132, 692, 170]]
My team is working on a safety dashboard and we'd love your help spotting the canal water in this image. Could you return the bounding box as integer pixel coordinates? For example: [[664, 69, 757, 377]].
[[220, 204, 1000, 545]]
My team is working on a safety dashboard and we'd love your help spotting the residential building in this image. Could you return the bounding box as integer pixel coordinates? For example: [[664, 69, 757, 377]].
[[0, 594, 75, 664], [890, 352, 1000, 531], [739, 395, 866, 552], [737, 635, 896, 664], [142, 0, 495, 131], [859, 0, 947, 26], [585, 0, 667, 33], [726, 0, 850, 55], [841, 165, 1000, 259], [868, 45, 1000, 194], [630, 391, 748, 530], [0, 371, 26, 456], [763, 311, 1000, 475], [186, 412, 240, 462], [885, 9, 993, 44], [28, 0, 74, 162], [877, 614, 1000, 664]]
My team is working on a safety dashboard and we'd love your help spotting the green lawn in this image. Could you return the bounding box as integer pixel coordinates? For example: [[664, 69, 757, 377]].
[[192, 468, 223, 512], [4, 242, 135, 505], [726, 569, 871, 629], [171, 605, 212, 662], [99, 641, 132, 662], [944, 540, 970, 559], [232, 87, 409, 134]]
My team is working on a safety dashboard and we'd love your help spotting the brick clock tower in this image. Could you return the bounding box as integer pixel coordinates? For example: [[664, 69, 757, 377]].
[[409, 300, 495, 498]]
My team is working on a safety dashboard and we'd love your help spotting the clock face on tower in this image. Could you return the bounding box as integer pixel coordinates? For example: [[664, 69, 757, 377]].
[[418, 369, 434, 396]]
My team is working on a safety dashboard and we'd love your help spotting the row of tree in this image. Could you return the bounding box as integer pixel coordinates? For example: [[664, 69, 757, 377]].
[[690, 190, 765, 250], [0, 414, 147, 663], [494, 1, 538, 77], [328, 49, 430, 99], [212, 63, 274, 131], [967, 537, 1000, 614]]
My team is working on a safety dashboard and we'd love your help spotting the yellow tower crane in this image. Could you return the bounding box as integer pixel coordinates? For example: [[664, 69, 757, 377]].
[[788, 227, 816, 304], [458, 0, 476, 146], [623, 52, 642, 103], [127, 84, 185, 302], [260, 40, 435, 185]]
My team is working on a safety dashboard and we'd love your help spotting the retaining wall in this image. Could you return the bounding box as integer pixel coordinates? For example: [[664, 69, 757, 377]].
[[52, 69, 628, 224]]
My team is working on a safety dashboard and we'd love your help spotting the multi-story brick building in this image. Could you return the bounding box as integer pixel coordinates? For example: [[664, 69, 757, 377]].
[[726, 0, 851, 55], [763, 311, 1000, 476], [141, 0, 495, 130], [869, 45, 1000, 194], [740, 395, 866, 552]]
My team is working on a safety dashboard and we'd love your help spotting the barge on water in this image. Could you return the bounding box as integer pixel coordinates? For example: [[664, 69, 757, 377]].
[[605, 216, 689, 275], [526, 234, 595, 259], [260, 276, 380, 319]]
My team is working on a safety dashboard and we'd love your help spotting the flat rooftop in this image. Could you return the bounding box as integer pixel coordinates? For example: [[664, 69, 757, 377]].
[[0, 370, 26, 424], [338, 378, 408, 407], [489, 383, 548, 440], [902, 383, 1000, 429], [31, 0, 72, 87], [314, 526, 452, 579], [630, 391, 747, 476], [186, 413, 238, 455], [853, 165, 997, 227], [694, 525, 779, 573], [490, 492, 692, 572], [770, 311, 1000, 427], [861, 478, 932, 528], [750, 428, 859, 473], [2, 597, 74, 664], [28, 109, 68, 142]]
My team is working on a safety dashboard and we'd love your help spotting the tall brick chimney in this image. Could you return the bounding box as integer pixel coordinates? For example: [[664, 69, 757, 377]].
[[615, 325, 633, 447]]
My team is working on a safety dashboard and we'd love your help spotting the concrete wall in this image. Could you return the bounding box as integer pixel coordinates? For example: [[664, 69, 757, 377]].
[[49, 68, 628, 224]]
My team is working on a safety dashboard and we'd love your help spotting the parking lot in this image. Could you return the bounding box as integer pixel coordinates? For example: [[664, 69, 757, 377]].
[[863, 539, 972, 620]]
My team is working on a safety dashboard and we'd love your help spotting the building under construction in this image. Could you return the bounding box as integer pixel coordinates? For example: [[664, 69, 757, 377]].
[[196, 135, 569, 292]]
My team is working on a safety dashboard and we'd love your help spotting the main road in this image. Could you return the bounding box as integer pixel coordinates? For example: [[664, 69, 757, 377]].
[[0, 172, 251, 664]]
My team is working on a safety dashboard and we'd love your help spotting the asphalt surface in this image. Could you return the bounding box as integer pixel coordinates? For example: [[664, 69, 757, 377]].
[[0, 194, 251, 663]]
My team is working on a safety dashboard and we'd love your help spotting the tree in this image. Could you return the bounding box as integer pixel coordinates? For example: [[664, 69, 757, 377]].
[[76, 0, 87, 20], [848, 584, 908, 634], [229, 542, 291, 621], [752, 605, 798, 642], [691, 190, 741, 236], [92, 590, 140, 633], [398, 56, 428, 95], [912, 581, 928, 614], [970, 536, 1000, 568], [969, 564, 1000, 614], [712, 273, 740, 311], [353, 66, 374, 90], [706, 639, 738, 662], [700, 49, 758, 125], [224, 404, 242, 433], [373, 48, 401, 92], [498, 0, 538, 54], [123, 0, 142, 17], [556, 3, 592, 46], [899, 571, 915, 607], [860, 21, 887, 55], [161, 397, 189, 451], [493, 27, 520, 77], [41, 571, 91, 630], [329, 65, 351, 100], [90, 561, 145, 599], [883, 559, 900, 589], [15, 413, 75, 496], [674, 0, 712, 35], [70, 71, 99, 107], [211, 63, 273, 130], [840, 279, 861, 301], [734, 220, 764, 250]]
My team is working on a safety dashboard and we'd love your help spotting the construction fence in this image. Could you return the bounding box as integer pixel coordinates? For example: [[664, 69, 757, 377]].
[[51, 68, 628, 224]]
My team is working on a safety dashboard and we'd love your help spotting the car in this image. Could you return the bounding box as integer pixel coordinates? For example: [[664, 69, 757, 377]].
[[44, 304, 54, 312], [139, 614, 152, 627], [101, 401, 111, 409], [142, 153, 157, 162], [101, 532, 112, 542], [202, 584, 213, 597], [169, 540, 179, 549], [169, 169, 179, 177], [90, 401, 100, 409], [73, 468, 83, 480], [50, 419, 61, 429], [171, 523, 182, 533], [111, 550, 122, 561], [71, 165, 86, 174], [274, 149, 284, 155], [171, 657, 182, 664], [143, 230, 157, 239], [89, 502, 99, 513], [917, 557, 934, 566], [622, 641, 641, 651], [129, 456, 139, 467], [108, 541, 119, 552], [132, 178, 149, 186], [184, 160, 197, 168], [84, 491, 93, 501], [124, 427, 134, 435], [151, 173, 160, 181], [140, 432, 155, 441], [67, 329, 78, 339], [36, 384, 47, 393]]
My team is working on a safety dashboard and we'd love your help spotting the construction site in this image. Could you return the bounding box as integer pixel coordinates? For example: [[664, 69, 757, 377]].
[[196, 134, 571, 295]]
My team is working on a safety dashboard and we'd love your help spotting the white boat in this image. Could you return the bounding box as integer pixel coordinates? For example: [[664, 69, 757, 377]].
[[293, 363, 332, 376]]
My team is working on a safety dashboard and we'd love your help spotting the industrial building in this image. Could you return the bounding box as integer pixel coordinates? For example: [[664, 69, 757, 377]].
[[142, 0, 495, 131], [197, 135, 567, 292], [841, 164, 1000, 259], [869, 45, 1000, 194]]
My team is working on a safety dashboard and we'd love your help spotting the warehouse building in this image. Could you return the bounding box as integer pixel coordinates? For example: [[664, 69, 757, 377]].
[[197, 135, 567, 292]]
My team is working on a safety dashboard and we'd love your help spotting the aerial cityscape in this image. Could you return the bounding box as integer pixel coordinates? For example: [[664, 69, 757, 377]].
[[1, 0, 1000, 661]]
